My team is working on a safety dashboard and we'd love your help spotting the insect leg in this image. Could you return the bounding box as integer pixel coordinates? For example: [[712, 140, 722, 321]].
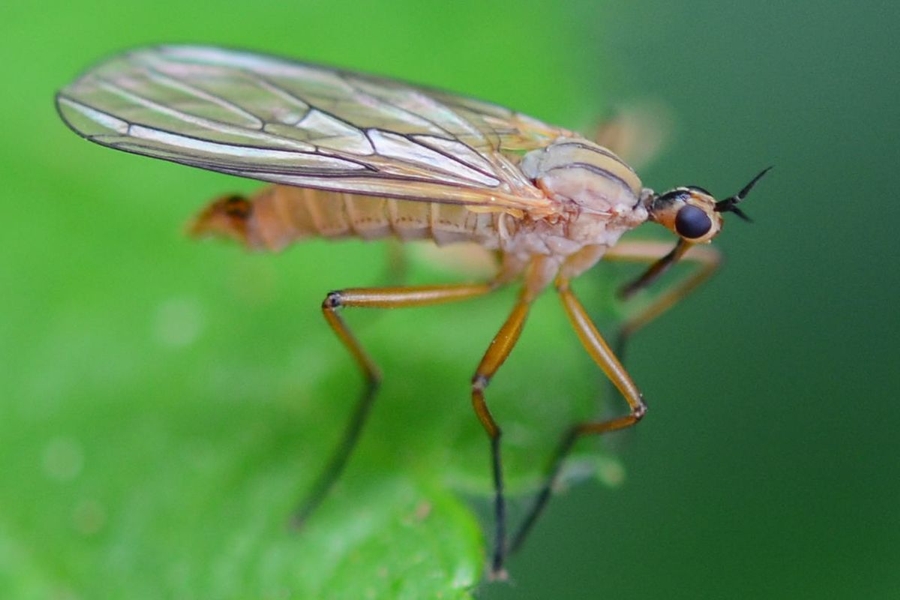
[[471, 293, 533, 579], [617, 238, 693, 300], [293, 283, 495, 526], [606, 239, 721, 367], [509, 279, 646, 555]]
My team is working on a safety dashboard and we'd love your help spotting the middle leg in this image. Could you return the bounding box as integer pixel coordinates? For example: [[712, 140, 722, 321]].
[[510, 278, 647, 554]]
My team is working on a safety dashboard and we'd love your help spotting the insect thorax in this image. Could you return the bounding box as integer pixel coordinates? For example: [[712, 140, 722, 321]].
[[507, 138, 649, 265]]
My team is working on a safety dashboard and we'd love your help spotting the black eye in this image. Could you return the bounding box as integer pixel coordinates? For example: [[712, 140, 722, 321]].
[[675, 205, 712, 239]]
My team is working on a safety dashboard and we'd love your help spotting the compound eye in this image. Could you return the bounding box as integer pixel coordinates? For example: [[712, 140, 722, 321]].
[[675, 204, 712, 239]]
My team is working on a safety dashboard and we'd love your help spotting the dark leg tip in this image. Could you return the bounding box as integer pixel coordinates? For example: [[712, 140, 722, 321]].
[[488, 565, 509, 582]]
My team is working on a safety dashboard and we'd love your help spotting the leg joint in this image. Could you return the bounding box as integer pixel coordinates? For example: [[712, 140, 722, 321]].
[[322, 290, 342, 310], [633, 398, 648, 421], [471, 373, 489, 391]]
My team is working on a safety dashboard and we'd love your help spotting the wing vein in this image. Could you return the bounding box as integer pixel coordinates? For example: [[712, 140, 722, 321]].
[[142, 66, 267, 128], [95, 77, 316, 151], [401, 132, 502, 182], [338, 72, 463, 139]]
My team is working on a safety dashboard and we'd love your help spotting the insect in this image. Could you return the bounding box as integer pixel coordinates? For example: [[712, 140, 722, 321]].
[[56, 45, 769, 578]]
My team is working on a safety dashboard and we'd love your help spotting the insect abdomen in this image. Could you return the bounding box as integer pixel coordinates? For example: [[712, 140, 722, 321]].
[[191, 185, 502, 251]]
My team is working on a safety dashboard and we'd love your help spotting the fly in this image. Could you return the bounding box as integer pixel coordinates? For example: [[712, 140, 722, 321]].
[[56, 45, 769, 578]]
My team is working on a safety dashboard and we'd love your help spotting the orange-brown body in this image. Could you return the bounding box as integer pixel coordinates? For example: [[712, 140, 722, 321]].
[[195, 185, 506, 251]]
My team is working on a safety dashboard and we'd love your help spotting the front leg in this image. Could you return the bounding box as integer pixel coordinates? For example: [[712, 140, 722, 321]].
[[470, 294, 533, 579], [605, 239, 721, 361]]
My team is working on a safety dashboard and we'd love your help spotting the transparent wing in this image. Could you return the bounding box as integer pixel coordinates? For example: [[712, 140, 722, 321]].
[[56, 45, 576, 214]]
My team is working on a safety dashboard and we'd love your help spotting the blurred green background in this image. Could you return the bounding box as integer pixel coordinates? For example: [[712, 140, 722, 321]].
[[3, 1, 898, 598]]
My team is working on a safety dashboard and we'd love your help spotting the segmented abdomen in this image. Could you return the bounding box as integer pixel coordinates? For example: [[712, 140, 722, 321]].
[[191, 184, 508, 252]]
